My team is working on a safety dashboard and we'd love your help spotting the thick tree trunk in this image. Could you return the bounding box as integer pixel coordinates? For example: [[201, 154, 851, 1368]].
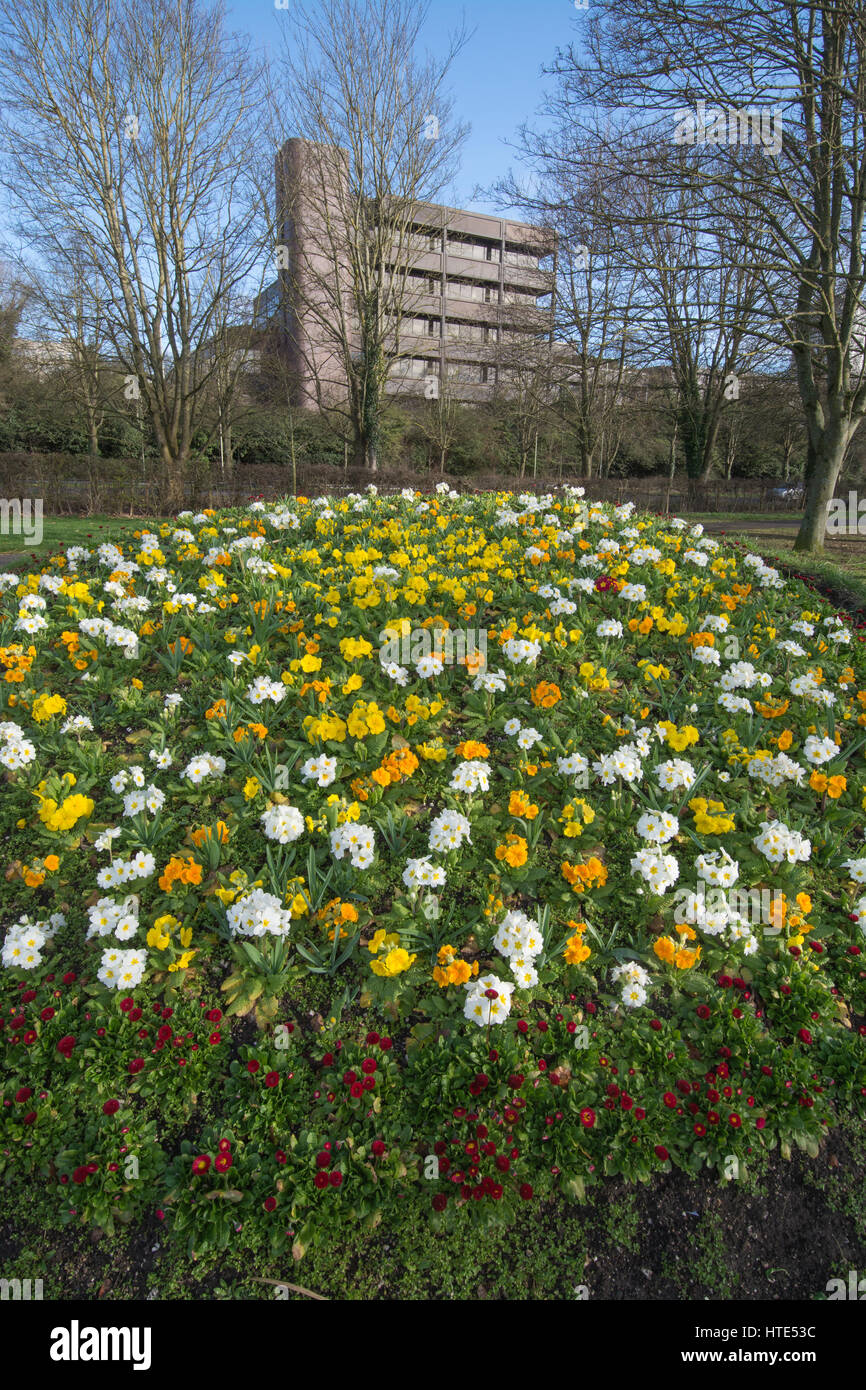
[[679, 400, 720, 482], [697, 416, 721, 483], [680, 424, 703, 479], [794, 430, 847, 553], [803, 433, 818, 488], [161, 448, 186, 513]]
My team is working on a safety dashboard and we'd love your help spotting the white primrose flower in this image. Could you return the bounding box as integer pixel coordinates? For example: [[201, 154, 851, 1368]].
[[463, 973, 515, 1026], [449, 760, 491, 794], [402, 855, 447, 890], [428, 809, 472, 852], [803, 734, 838, 766], [635, 811, 679, 844], [261, 803, 305, 844], [330, 823, 376, 870], [301, 755, 338, 788], [753, 820, 812, 866], [226, 887, 292, 938]]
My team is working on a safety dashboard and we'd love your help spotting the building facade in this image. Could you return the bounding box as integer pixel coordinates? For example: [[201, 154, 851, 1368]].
[[254, 137, 557, 406]]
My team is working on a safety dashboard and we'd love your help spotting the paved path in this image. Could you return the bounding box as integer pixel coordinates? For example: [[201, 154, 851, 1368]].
[[700, 518, 802, 533]]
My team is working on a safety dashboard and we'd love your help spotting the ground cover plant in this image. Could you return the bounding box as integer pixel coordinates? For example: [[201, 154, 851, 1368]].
[[1, 484, 866, 1272]]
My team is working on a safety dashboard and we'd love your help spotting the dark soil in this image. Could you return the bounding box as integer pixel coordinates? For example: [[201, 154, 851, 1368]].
[[2, 1121, 863, 1300]]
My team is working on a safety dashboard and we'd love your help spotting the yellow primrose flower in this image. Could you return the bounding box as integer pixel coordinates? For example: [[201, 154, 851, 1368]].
[[370, 946, 416, 977], [32, 692, 68, 723]]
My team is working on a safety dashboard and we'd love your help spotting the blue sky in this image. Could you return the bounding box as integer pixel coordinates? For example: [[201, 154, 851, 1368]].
[[228, 0, 586, 213]]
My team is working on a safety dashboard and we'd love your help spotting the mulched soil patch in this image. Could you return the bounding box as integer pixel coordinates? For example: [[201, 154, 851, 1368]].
[[1, 1124, 863, 1300]]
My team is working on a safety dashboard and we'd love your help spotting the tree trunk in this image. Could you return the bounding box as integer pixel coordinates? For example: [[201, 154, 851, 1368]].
[[803, 433, 818, 488], [781, 437, 792, 482], [161, 448, 186, 513], [679, 400, 719, 482], [794, 432, 847, 553], [696, 415, 721, 484], [681, 429, 702, 479]]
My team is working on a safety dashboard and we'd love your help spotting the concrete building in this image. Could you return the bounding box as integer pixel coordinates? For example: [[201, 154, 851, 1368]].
[[254, 137, 557, 405], [10, 338, 79, 376]]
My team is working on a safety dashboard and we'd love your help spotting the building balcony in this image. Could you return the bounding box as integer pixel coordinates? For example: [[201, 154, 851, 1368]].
[[388, 336, 501, 363]]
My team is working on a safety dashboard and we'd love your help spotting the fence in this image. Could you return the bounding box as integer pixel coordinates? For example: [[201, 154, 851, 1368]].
[[0, 451, 811, 516]]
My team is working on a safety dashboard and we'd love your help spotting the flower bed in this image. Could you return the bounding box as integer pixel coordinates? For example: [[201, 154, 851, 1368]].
[[2, 486, 865, 1259]]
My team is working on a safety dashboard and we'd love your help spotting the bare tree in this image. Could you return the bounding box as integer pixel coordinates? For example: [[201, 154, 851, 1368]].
[[414, 372, 460, 474], [0, 262, 31, 372], [551, 0, 866, 551], [552, 237, 636, 481], [20, 246, 120, 466], [493, 129, 640, 480], [191, 292, 265, 490], [718, 400, 743, 480], [0, 0, 272, 510], [626, 179, 768, 481], [255, 325, 309, 497], [272, 0, 469, 471], [491, 329, 562, 479]]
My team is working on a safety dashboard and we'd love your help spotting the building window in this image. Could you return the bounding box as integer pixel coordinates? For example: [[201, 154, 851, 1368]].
[[442, 321, 485, 343], [447, 361, 484, 383], [504, 246, 539, 269], [447, 279, 485, 303], [390, 357, 427, 379]]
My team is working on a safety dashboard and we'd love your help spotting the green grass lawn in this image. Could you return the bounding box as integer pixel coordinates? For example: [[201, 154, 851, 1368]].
[[726, 530, 866, 599], [0, 513, 166, 560], [683, 511, 805, 524]]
